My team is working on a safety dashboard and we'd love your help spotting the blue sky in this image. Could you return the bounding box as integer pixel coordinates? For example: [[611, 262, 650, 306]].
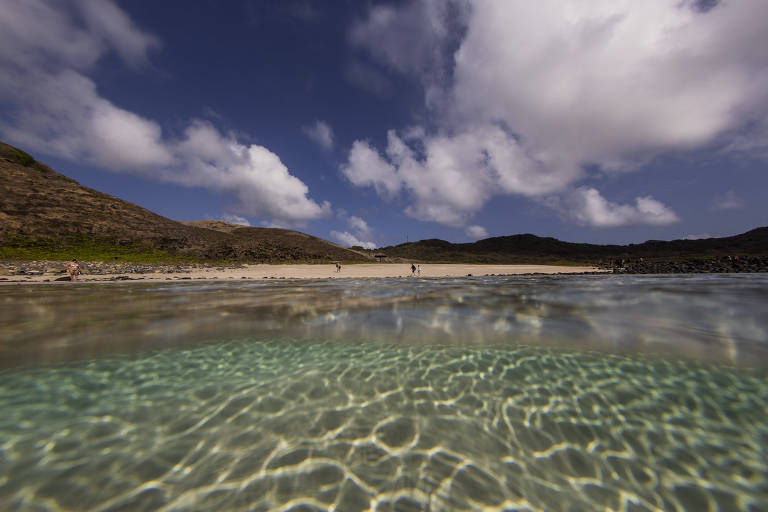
[[1, 0, 767, 248]]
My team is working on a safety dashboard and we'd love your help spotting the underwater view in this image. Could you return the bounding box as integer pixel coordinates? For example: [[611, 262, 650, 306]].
[[1, 274, 767, 511]]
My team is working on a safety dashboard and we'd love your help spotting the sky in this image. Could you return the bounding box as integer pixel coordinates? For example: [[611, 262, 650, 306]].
[[1, 0, 767, 248]]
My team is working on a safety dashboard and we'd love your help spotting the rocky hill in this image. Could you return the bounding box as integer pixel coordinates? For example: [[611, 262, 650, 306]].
[[0, 142, 370, 263]]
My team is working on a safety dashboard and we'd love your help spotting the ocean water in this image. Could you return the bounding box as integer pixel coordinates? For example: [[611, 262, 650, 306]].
[[0, 274, 766, 511]]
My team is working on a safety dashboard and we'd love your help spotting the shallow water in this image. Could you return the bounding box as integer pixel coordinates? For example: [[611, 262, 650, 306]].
[[1, 274, 767, 510]]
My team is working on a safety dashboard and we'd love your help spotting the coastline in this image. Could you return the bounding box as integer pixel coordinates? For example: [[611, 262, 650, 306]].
[[0, 262, 603, 284]]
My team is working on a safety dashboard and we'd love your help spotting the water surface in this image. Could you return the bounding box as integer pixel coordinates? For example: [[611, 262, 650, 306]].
[[1, 275, 767, 510]]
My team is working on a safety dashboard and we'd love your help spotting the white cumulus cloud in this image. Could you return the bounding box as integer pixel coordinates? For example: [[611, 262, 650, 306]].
[[331, 213, 377, 249], [0, 0, 158, 71], [0, 0, 330, 227], [682, 233, 712, 240], [451, 0, 768, 165], [342, 126, 578, 226], [465, 225, 488, 240], [220, 214, 251, 226], [330, 231, 377, 250], [347, 215, 373, 239], [174, 121, 331, 223], [348, 0, 768, 228], [0, 70, 174, 171], [349, 0, 469, 85], [342, 139, 402, 200], [559, 188, 680, 228], [302, 120, 334, 151]]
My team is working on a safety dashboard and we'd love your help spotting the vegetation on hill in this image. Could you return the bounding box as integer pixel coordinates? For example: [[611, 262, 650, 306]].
[[0, 142, 370, 263]]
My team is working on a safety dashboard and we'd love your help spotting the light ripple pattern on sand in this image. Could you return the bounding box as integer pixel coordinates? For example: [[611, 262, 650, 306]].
[[1, 339, 767, 511]]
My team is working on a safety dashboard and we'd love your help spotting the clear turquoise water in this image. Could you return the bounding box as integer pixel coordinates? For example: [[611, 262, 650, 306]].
[[1, 275, 767, 510]]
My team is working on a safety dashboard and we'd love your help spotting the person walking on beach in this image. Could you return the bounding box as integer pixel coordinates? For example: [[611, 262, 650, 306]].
[[411, 263, 416, 276], [66, 259, 81, 281], [335, 262, 341, 273], [417, 264, 421, 276]]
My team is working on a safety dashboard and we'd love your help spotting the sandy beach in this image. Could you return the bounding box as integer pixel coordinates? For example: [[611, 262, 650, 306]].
[[0, 263, 603, 284]]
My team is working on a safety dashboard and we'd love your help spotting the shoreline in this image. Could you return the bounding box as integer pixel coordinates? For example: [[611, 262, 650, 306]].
[[0, 262, 604, 284]]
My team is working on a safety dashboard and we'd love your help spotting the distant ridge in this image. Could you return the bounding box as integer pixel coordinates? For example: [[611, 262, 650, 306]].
[[0, 142, 370, 263], [371, 229, 768, 264]]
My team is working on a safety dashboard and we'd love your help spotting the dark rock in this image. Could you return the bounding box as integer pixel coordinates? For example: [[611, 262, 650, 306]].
[[612, 255, 768, 274]]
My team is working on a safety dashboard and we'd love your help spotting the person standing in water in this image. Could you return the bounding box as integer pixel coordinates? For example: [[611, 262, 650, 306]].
[[66, 259, 81, 281]]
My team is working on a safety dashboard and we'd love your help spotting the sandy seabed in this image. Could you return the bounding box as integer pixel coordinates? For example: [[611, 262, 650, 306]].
[[2, 263, 603, 284]]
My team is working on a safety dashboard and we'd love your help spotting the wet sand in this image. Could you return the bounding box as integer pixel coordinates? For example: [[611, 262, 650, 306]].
[[0, 263, 603, 284]]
